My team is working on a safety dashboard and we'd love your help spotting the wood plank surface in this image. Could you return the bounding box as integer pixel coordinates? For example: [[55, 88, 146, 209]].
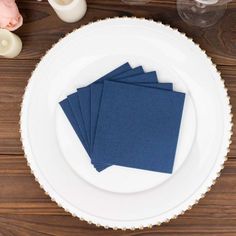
[[0, 0, 236, 235]]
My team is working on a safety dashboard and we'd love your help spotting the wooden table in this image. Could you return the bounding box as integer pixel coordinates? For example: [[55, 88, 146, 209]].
[[0, 0, 236, 235]]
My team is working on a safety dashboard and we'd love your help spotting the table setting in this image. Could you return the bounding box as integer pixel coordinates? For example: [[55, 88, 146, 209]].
[[0, 0, 235, 234]]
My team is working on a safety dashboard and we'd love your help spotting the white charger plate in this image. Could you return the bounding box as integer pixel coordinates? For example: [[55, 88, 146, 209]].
[[20, 17, 232, 229]]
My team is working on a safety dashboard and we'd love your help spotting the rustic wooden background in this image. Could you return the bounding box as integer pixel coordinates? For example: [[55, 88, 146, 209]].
[[0, 0, 236, 235]]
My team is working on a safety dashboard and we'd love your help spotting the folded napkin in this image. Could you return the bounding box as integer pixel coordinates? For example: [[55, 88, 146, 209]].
[[91, 80, 173, 171], [60, 63, 185, 174], [92, 81, 185, 173]]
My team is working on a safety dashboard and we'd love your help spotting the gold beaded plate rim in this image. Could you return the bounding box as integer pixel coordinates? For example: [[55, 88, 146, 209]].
[[20, 17, 233, 230]]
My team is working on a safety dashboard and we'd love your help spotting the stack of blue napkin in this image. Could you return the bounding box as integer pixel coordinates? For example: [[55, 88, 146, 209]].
[[60, 63, 185, 174]]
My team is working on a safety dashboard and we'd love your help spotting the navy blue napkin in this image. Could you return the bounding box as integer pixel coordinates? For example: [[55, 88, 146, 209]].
[[59, 63, 183, 174], [92, 81, 173, 171], [92, 81, 185, 173]]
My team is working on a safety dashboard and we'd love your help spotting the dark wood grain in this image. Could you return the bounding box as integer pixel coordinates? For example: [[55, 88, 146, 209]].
[[0, 0, 236, 235]]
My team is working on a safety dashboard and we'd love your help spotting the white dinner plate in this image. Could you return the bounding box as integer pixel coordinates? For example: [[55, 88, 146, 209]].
[[20, 17, 232, 229]]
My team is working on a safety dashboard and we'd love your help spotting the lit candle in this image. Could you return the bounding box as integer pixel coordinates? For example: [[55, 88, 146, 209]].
[[0, 29, 22, 58], [48, 0, 87, 23]]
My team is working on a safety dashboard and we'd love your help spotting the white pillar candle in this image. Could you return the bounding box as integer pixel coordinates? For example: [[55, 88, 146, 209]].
[[48, 0, 87, 23], [0, 29, 22, 58]]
